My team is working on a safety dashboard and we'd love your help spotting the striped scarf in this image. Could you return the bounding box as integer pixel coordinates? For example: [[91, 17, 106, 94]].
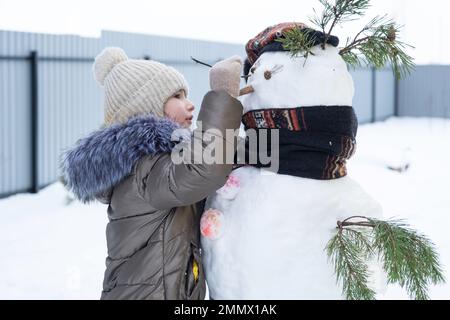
[[239, 106, 358, 180]]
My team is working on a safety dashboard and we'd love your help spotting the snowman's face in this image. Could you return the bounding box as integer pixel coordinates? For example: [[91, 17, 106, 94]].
[[239, 45, 355, 113]]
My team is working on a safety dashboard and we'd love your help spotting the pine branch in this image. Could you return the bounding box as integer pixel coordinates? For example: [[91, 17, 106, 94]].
[[339, 15, 415, 79], [278, 1, 415, 78], [310, 0, 371, 49], [370, 219, 446, 300], [276, 28, 316, 61], [327, 226, 376, 300], [327, 216, 445, 300]]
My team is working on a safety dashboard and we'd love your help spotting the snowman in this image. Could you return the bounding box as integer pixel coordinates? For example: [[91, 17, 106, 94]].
[[200, 22, 385, 299]]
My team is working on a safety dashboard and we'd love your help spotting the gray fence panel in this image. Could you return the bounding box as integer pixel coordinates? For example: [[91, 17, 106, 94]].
[[0, 59, 32, 196], [0, 30, 246, 197], [7, 29, 444, 198], [398, 66, 450, 118], [375, 69, 396, 121], [350, 68, 373, 124], [36, 42, 102, 187]]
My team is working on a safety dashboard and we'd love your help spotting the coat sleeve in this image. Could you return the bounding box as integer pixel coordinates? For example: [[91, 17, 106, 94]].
[[134, 90, 243, 210]]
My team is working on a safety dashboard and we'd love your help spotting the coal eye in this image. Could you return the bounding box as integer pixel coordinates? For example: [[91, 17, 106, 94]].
[[250, 67, 256, 73]]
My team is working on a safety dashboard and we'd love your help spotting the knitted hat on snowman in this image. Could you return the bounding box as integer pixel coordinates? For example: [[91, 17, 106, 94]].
[[93, 47, 189, 125], [243, 22, 340, 78]]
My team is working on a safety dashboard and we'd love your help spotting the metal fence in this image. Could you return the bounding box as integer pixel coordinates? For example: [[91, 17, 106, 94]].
[[398, 65, 450, 118], [350, 67, 396, 123], [0, 30, 245, 198], [1, 29, 448, 198]]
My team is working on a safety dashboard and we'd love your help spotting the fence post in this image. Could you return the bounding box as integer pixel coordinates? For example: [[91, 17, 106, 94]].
[[30, 50, 39, 193], [394, 77, 399, 117], [371, 67, 376, 123]]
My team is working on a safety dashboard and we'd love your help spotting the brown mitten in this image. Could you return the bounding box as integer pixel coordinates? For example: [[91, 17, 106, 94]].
[[209, 55, 243, 98]]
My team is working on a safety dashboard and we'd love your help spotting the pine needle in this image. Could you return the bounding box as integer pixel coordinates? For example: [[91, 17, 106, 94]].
[[326, 217, 445, 300], [276, 28, 316, 61], [281, 0, 415, 79], [326, 227, 376, 300], [310, 0, 371, 48], [339, 15, 415, 79], [370, 219, 445, 300]]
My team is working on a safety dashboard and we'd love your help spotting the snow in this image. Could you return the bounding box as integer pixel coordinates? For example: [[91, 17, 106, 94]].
[[0, 183, 108, 299], [202, 168, 384, 299], [0, 117, 449, 299], [349, 117, 450, 300]]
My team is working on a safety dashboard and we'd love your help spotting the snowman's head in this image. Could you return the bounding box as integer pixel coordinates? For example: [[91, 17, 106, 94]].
[[240, 23, 355, 114]]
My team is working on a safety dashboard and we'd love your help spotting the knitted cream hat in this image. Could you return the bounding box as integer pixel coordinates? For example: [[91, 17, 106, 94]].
[[93, 47, 189, 125]]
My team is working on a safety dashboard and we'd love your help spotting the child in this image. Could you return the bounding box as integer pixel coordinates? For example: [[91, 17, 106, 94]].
[[61, 47, 243, 299]]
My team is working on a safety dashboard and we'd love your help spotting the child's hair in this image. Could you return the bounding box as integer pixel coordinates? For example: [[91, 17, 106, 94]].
[[93, 47, 189, 125]]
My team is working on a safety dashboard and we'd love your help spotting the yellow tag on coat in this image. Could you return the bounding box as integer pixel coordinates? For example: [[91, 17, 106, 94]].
[[193, 260, 199, 283]]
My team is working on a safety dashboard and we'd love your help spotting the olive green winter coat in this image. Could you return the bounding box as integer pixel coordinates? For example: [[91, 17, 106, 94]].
[[91, 91, 243, 299]]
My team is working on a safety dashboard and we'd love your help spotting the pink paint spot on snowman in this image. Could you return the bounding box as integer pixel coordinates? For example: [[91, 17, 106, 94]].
[[200, 209, 224, 240], [216, 174, 240, 200], [225, 175, 240, 188]]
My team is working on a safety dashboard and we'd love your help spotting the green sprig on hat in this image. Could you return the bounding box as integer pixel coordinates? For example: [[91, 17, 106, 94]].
[[277, 0, 415, 79]]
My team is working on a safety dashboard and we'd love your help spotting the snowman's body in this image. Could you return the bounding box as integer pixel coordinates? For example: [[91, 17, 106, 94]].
[[201, 45, 384, 299]]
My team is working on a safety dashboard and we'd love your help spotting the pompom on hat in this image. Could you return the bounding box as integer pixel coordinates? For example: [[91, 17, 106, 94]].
[[244, 22, 340, 77], [93, 47, 189, 125]]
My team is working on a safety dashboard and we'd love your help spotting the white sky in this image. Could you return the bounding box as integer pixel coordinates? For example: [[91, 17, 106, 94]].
[[0, 0, 449, 64]]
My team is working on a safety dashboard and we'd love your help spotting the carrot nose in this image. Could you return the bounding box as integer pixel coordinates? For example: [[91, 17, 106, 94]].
[[239, 85, 254, 96]]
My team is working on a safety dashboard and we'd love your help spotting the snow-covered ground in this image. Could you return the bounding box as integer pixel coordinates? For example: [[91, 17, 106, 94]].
[[0, 117, 449, 300]]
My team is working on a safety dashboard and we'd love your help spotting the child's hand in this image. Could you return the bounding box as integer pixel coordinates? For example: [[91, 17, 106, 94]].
[[209, 55, 243, 98]]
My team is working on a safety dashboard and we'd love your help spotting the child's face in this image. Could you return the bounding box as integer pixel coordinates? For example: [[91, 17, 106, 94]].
[[164, 90, 195, 128]]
